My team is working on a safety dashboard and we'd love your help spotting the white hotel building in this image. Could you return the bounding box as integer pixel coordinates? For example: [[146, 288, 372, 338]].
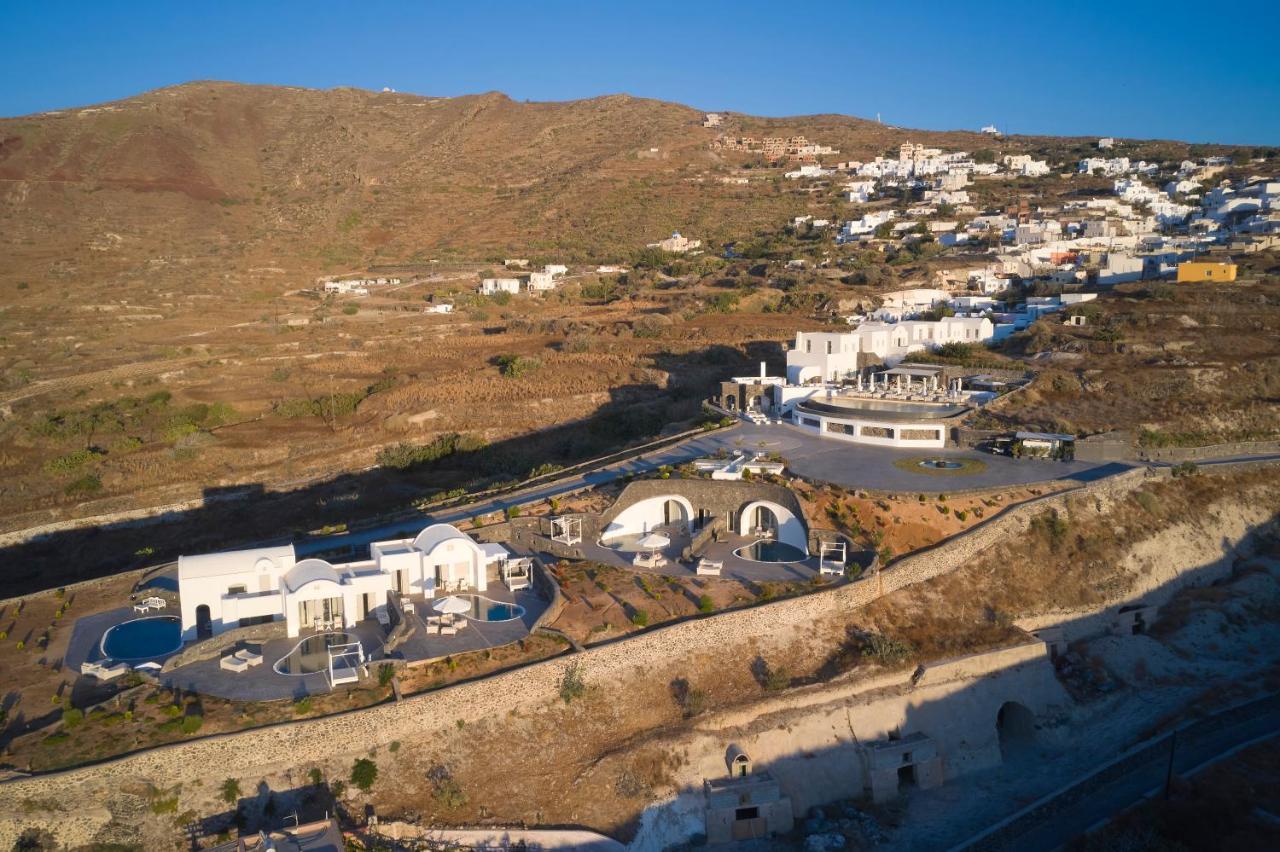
[[178, 523, 505, 642], [785, 317, 993, 384]]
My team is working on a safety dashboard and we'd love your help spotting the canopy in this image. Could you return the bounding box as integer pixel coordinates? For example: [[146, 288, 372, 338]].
[[432, 595, 472, 615], [636, 532, 670, 551]]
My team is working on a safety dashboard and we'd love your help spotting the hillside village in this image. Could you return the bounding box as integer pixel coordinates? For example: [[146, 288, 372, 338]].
[[0, 83, 1277, 852]]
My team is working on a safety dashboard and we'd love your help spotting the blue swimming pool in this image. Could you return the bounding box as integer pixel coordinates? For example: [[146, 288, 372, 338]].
[[733, 540, 808, 563], [99, 616, 182, 661], [275, 632, 361, 675], [456, 595, 525, 622]]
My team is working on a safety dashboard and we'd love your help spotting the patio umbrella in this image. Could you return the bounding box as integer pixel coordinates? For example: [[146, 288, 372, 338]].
[[432, 595, 472, 615], [636, 532, 670, 554]]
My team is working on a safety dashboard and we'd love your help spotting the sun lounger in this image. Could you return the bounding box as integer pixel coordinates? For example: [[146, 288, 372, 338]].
[[220, 654, 250, 673], [440, 625, 457, 637], [401, 600, 415, 614], [696, 559, 723, 577], [238, 648, 263, 667], [83, 660, 131, 680]]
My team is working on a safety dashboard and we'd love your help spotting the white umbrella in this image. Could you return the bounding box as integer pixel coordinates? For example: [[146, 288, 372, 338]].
[[636, 532, 670, 551], [432, 595, 472, 615]]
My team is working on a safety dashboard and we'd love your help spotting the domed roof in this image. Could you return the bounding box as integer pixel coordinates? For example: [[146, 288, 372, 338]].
[[411, 523, 477, 555], [283, 558, 342, 593]]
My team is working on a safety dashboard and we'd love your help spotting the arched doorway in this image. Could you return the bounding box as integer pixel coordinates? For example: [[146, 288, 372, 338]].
[[195, 604, 212, 640], [725, 394, 737, 411], [750, 505, 778, 537], [663, 499, 688, 528], [996, 701, 1036, 761], [750, 395, 763, 411]]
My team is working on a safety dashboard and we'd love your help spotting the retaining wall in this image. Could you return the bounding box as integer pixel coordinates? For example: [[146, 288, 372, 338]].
[[0, 463, 1241, 847]]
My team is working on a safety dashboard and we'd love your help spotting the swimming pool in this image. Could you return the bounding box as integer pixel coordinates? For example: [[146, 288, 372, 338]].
[[99, 616, 182, 662], [733, 540, 808, 563], [274, 632, 361, 675], [454, 595, 525, 622]]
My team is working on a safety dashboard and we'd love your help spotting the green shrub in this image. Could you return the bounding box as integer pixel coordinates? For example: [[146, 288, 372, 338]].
[[342, 305, 358, 315], [43, 449, 101, 475], [558, 660, 586, 704], [350, 757, 378, 793], [376, 432, 487, 470], [41, 731, 69, 747], [377, 663, 395, 688], [61, 707, 84, 729], [859, 631, 914, 665], [1029, 509, 1069, 551], [697, 594, 714, 613], [65, 473, 103, 497], [220, 778, 241, 805], [495, 353, 541, 378], [180, 714, 203, 734], [630, 609, 649, 627], [294, 697, 313, 715]]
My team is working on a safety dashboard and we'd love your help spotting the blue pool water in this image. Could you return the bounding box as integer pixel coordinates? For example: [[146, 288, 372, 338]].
[[456, 595, 525, 622], [100, 616, 182, 661], [275, 632, 360, 675], [734, 540, 808, 563]]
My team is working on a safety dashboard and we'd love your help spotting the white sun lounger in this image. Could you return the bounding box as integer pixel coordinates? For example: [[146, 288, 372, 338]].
[[83, 660, 131, 680], [696, 559, 723, 576], [219, 648, 263, 672]]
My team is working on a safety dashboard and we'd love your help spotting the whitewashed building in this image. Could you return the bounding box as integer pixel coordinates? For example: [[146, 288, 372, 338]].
[[177, 524, 503, 641], [479, 278, 521, 296]]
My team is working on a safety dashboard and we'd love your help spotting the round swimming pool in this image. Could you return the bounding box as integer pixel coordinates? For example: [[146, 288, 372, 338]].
[[275, 632, 361, 675], [734, 540, 807, 563], [454, 595, 525, 622], [99, 616, 182, 662]]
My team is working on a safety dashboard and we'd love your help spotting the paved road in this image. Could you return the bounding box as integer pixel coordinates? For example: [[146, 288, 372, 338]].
[[959, 696, 1280, 852], [297, 422, 1124, 557]]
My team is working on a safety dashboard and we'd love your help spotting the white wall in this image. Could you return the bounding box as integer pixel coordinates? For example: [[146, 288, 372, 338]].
[[601, 495, 695, 541]]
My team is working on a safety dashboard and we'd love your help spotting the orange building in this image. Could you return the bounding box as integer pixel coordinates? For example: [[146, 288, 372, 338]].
[[1176, 261, 1237, 283]]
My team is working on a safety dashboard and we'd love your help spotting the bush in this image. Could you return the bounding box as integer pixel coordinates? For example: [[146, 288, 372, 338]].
[[495, 353, 541, 378], [180, 714, 203, 734], [220, 778, 241, 805], [342, 305, 358, 315], [376, 432, 487, 470], [350, 757, 378, 793], [65, 474, 103, 497], [1029, 509, 1069, 551], [559, 660, 586, 704], [61, 707, 84, 729], [697, 594, 714, 613], [860, 632, 914, 665], [378, 663, 396, 688], [44, 449, 101, 475]]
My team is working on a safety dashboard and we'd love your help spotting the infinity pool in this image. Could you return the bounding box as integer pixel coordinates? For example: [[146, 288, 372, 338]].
[[455, 595, 525, 622], [274, 632, 361, 675], [100, 616, 182, 661], [733, 540, 808, 563]]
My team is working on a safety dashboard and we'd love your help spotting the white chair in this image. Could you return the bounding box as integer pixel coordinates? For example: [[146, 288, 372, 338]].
[[219, 654, 249, 673], [696, 559, 723, 577]]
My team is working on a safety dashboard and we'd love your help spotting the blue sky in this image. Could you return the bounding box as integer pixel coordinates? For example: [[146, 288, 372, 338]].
[[2, 1, 1277, 144]]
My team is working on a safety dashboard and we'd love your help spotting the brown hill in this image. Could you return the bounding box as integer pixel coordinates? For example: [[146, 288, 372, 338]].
[[0, 80, 1120, 281]]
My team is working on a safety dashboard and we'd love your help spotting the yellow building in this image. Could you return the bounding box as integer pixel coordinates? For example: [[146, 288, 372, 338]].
[[1177, 261, 1238, 283]]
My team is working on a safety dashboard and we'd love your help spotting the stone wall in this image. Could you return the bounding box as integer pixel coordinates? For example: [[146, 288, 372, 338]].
[[1137, 439, 1280, 463], [0, 463, 1262, 848]]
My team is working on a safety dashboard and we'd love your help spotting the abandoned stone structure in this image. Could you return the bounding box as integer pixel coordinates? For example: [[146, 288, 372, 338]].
[[703, 745, 794, 844], [860, 732, 944, 803]]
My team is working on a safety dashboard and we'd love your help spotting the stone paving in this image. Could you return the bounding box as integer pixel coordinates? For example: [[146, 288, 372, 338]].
[[66, 585, 548, 702]]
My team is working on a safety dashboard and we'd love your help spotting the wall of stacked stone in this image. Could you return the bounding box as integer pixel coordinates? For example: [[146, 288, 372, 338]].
[[0, 465, 1168, 838], [1138, 440, 1280, 463]]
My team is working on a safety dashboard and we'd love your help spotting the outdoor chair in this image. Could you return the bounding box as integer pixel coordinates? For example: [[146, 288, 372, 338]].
[[440, 625, 457, 637], [219, 653, 250, 673]]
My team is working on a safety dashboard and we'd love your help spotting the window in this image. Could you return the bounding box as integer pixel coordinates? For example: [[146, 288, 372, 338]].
[[239, 614, 273, 627], [826, 341, 833, 354], [227, 584, 247, 596], [805, 339, 812, 353], [735, 807, 760, 821]]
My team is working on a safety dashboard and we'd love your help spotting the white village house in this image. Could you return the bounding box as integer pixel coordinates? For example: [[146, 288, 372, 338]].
[[177, 523, 505, 641]]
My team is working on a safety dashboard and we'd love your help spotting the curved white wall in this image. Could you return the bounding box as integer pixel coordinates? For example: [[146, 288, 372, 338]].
[[793, 410, 946, 448], [601, 495, 695, 542], [737, 500, 808, 554]]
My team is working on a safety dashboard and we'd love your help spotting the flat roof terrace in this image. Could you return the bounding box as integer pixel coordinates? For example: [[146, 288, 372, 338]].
[[796, 397, 972, 422]]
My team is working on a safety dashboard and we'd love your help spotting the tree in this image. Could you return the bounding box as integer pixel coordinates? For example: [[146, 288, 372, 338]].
[[350, 757, 378, 793]]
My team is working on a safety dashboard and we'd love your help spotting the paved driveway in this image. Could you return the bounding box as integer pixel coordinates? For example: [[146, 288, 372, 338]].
[[299, 423, 1123, 557]]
